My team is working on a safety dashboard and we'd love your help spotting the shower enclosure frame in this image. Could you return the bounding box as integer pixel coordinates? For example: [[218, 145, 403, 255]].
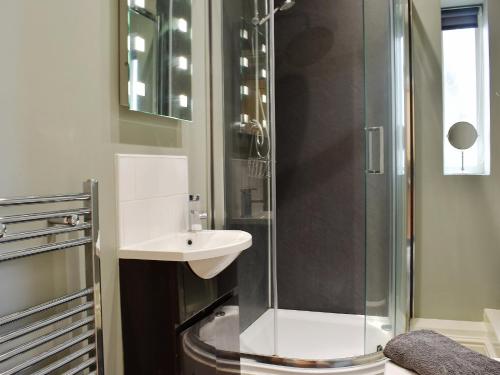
[[207, 0, 415, 370]]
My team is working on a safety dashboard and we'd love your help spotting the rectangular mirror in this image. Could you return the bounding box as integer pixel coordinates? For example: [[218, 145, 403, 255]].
[[120, 0, 193, 121]]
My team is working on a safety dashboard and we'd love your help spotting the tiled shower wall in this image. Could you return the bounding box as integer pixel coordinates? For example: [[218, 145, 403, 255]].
[[274, 0, 366, 314]]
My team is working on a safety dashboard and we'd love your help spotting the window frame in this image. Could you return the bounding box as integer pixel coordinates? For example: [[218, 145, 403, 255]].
[[441, 3, 491, 175]]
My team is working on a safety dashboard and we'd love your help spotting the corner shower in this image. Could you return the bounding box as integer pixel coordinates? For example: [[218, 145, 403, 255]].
[[191, 0, 412, 372]]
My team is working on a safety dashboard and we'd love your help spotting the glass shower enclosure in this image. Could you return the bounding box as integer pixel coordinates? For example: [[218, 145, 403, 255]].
[[203, 0, 411, 370]]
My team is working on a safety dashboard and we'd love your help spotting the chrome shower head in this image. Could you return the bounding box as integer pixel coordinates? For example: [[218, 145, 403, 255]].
[[279, 0, 296, 11], [254, 0, 296, 26]]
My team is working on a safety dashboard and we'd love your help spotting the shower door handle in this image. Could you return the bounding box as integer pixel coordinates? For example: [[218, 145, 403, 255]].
[[366, 126, 384, 174]]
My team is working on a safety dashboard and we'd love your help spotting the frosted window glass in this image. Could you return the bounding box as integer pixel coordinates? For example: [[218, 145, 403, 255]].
[[442, 22, 490, 175]]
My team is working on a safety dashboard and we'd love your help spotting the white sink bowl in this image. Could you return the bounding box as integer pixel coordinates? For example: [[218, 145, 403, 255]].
[[119, 230, 252, 279]]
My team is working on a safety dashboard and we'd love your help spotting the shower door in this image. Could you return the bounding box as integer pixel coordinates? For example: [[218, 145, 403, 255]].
[[363, 0, 411, 353], [209, 0, 411, 367]]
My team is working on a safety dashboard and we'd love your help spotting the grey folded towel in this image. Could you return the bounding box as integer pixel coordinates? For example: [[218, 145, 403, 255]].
[[384, 330, 500, 375]]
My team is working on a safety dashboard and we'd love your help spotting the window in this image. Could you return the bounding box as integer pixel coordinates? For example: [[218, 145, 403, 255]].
[[442, 5, 490, 175]]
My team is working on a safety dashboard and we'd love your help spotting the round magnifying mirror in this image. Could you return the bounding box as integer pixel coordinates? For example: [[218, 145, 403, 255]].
[[447, 121, 478, 150]]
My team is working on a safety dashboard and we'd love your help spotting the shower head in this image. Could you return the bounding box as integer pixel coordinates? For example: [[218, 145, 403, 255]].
[[253, 0, 296, 26], [279, 0, 296, 11]]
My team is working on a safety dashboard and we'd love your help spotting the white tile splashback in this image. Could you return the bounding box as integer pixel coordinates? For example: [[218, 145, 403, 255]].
[[116, 154, 189, 247]]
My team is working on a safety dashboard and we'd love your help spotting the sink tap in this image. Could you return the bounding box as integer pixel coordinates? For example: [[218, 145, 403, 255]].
[[189, 194, 207, 232]]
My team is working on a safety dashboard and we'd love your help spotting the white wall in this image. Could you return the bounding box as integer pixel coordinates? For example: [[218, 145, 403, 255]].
[[413, 0, 500, 321], [0, 0, 209, 373]]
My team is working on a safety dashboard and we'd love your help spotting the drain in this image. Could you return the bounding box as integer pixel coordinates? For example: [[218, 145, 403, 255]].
[[187, 239, 193, 245]]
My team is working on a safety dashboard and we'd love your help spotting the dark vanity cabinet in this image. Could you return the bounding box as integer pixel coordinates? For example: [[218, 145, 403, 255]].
[[119, 259, 237, 375]]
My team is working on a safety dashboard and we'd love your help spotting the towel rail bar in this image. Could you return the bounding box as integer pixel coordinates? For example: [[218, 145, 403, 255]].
[[0, 237, 92, 263], [61, 357, 97, 375], [0, 315, 94, 363], [0, 208, 91, 225], [0, 180, 104, 373], [0, 223, 91, 244], [29, 343, 96, 375], [0, 194, 91, 207], [0, 288, 93, 326], [0, 330, 95, 375], [0, 302, 94, 344]]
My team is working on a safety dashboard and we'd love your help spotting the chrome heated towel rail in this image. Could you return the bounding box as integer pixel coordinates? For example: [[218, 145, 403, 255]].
[[0, 180, 104, 374]]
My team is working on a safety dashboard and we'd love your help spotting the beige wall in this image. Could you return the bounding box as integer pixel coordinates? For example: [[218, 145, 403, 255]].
[[0, 0, 209, 373], [413, 0, 500, 321]]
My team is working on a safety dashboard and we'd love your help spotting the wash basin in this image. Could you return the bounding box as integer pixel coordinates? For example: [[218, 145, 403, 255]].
[[119, 230, 252, 279]]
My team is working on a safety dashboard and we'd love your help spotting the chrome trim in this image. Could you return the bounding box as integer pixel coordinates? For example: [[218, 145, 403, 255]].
[[129, 5, 157, 23], [0, 223, 91, 244], [186, 328, 387, 370], [366, 126, 385, 174], [0, 302, 94, 344], [0, 208, 90, 225], [0, 316, 94, 362], [0, 237, 92, 262], [207, 0, 216, 229], [1, 330, 95, 375], [407, 0, 416, 322], [84, 179, 105, 375], [0, 287, 93, 325], [47, 214, 80, 226], [61, 357, 97, 375], [239, 351, 386, 369], [189, 194, 201, 202], [268, 0, 279, 352], [30, 344, 96, 375], [0, 180, 104, 374], [0, 193, 90, 206]]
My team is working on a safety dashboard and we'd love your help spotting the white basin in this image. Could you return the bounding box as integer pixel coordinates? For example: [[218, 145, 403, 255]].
[[119, 230, 252, 279]]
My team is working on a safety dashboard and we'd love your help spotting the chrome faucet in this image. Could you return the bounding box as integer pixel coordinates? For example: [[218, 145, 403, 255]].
[[189, 194, 207, 232]]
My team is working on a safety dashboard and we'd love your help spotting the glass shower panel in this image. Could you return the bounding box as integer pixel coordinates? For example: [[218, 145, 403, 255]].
[[392, 0, 411, 337], [363, 0, 409, 353], [216, 0, 275, 358], [212, 0, 410, 365]]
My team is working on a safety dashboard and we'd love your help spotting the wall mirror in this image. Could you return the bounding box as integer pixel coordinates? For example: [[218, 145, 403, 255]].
[[120, 0, 193, 121]]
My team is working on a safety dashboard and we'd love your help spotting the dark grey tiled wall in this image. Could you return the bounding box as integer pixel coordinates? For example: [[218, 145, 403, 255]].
[[233, 223, 270, 332], [275, 0, 366, 314]]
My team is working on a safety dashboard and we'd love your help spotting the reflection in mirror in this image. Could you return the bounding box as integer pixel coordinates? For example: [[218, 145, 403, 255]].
[[122, 0, 192, 121], [447, 121, 478, 150], [441, 0, 490, 175]]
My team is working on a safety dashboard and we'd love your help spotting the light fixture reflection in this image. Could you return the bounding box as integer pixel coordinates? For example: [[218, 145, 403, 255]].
[[128, 0, 145, 8], [179, 95, 189, 108], [177, 18, 188, 33], [178, 56, 188, 70]]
